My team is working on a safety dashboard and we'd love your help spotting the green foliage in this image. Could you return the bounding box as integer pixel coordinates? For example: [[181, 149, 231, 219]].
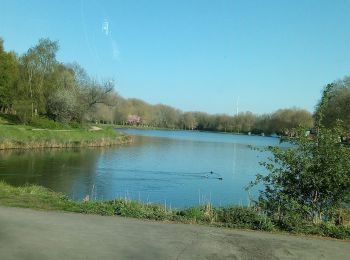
[[0, 124, 123, 149], [46, 89, 77, 123], [250, 84, 350, 226], [217, 206, 274, 231], [0, 39, 19, 111], [1, 181, 350, 239], [1, 37, 314, 133], [177, 204, 216, 223], [315, 77, 350, 131], [318, 223, 350, 239], [0, 112, 21, 124], [113, 200, 170, 220], [29, 117, 66, 129]]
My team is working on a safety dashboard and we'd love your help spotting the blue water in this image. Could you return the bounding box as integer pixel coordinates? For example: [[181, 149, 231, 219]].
[[0, 129, 281, 208]]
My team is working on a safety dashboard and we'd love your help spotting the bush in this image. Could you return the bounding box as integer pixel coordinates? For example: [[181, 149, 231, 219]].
[[177, 204, 216, 223], [112, 199, 169, 220], [29, 117, 64, 129], [249, 84, 350, 226], [69, 121, 82, 129], [0, 113, 21, 124], [319, 223, 350, 239], [217, 206, 274, 231], [46, 89, 78, 123]]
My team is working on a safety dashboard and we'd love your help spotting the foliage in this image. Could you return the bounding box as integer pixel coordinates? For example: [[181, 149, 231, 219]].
[[0, 39, 19, 112], [315, 76, 350, 131], [29, 117, 66, 129], [216, 206, 274, 231], [1, 182, 349, 239], [250, 84, 350, 226], [0, 124, 125, 149], [1, 37, 313, 134], [46, 88, 78, 123]]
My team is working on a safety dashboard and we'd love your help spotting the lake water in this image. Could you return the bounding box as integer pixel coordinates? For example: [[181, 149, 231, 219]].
[[0, 129, 281, 208]]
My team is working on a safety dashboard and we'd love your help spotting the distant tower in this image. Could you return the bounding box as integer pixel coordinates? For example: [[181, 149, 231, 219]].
[[234, 96, 239, 116]]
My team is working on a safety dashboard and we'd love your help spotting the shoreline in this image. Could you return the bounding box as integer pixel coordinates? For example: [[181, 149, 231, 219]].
[[0, 135, 133, 150], [0, 124, 133, 150], [114, 124, 281, 138], [0, 182, 349, 240]]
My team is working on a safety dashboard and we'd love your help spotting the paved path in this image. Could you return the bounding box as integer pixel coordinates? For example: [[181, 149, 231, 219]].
[[0, 206, 349, 260]]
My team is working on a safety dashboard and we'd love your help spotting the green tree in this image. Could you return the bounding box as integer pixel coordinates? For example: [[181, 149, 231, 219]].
[[250, 84, 350, 226], [19, 38, 59, 116], [0, 38, 19, 112], [316, 77, 350, 131]]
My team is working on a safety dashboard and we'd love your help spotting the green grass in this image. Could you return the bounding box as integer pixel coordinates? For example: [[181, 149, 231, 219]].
[[0, 124, 131, 149], [1, 182, 349, 239], [0, 113, 132, 149]]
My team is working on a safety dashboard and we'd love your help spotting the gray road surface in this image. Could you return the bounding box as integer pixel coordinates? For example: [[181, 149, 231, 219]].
[[0, 206, 349, 259]]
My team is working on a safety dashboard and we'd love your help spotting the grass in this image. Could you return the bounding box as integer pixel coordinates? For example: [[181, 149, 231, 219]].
[[0, 113, 132, 149], [0, 182, 349, 239], [0, 123, 131, 150]]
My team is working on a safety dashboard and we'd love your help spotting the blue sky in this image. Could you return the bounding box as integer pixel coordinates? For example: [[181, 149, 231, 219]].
[[1, 0, 350, 114]]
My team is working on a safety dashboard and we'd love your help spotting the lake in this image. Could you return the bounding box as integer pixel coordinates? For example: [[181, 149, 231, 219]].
[[0, 129, 281, 208]]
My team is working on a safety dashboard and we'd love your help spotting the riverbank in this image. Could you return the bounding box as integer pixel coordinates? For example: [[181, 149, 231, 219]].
[[0, 124, 132, 150], [0, 182, 349, 240]]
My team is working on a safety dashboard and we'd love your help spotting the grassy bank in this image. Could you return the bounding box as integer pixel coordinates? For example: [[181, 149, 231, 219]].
[[0, 182, 349, 239], [0, 124, 132, 150]]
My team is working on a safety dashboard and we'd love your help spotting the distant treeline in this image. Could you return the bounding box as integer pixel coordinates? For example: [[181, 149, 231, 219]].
[[1, 37, 348, 135], [111, 98, 313, 135]]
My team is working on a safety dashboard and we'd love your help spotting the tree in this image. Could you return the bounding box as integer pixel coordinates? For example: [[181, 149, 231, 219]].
[[19, 38, 59, 116], [269, 108, 313, 135], [46, 88, 77, 123], [250, 84, 350, 226], [0, 38, 19, 112], [182, 112, 197, 130], [316, 76, 350, 131], [77, 79, 118, 122]]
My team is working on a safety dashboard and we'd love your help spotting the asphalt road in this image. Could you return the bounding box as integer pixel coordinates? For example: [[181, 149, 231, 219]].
[[0, 206, 349, 260]]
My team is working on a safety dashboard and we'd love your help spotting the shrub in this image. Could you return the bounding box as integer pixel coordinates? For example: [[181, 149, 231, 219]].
[[319, 223, 350, 239], [178, 204, 217, 223], [217, 206, 274, 231], [29, 117, 64, 129], [46, 89, 78, 123]]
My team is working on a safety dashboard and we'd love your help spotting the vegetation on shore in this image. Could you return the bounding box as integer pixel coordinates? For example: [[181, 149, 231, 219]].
[[0, 37, 313, 136], [248, 85, 350, 238], [0, 181, 349, 239], [1, 36, 350, 241], [0, 114, 131, 150]]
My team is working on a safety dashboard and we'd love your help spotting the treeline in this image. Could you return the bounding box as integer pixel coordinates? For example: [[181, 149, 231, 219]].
[[0, 38, 117, 124], [0, 37, 315, 135], [109, 98, 313, 135]]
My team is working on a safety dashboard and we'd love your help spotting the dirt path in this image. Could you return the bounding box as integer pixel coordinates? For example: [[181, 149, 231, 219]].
[[0, 206, 349, 260]]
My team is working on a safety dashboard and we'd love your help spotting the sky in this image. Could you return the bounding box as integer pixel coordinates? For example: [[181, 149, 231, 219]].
[[1, 0, 350, 115]]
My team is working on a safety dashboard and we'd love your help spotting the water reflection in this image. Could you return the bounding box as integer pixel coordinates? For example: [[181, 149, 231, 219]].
[[0, 130, 279, 207]]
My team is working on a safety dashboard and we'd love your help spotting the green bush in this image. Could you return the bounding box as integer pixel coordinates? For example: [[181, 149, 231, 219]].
[[177, 204, 216, 223], [29, 117, 65, 129], [0, 113, 21, 124], [111, 199, 169, 220], [69, 121, 82, 129], [217, 206, 274, 231], [319, 223, 350, 239]]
